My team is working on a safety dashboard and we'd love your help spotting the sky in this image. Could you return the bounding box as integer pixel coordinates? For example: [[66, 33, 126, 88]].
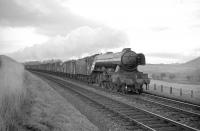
[[0, 0, 200, 63]]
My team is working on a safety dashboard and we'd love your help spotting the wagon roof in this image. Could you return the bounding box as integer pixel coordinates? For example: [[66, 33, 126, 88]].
[[42, 59, 62, 64], [63, 60, 76, 64]]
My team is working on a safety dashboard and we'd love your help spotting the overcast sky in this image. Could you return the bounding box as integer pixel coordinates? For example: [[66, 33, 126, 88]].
[[0, 0, 200, 63]]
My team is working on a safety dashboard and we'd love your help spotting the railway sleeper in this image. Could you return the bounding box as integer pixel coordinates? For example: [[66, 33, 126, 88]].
[[102, 104, 123, 107], [117, 120, 133, 125], [114, 119, 134, 126], [112, 108, 134, 111], [133, 117, 157, 122], [148, 123, 175, 128], [129, 114, 151, 119], [154, 126, 183, 131], [119, 110, 143, 114], [110, 116, 128, 122], [140, 120, 166, 125], [122, 125, 140, 130], [120, 111, 144, 115]]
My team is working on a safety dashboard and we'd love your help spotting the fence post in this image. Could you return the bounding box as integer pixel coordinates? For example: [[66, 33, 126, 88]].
[[161, 85, 163, 92], [170, 87, 172, 94], [191, 90, 193, 98], [154, 84, 156, 90], [180, 88, 182, 96]]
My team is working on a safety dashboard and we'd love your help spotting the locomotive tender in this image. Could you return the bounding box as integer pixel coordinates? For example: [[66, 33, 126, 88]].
[[25, 48, 150, 94]]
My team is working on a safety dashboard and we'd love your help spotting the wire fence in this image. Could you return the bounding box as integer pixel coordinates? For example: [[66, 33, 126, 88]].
[[143, 83, 200, 105]]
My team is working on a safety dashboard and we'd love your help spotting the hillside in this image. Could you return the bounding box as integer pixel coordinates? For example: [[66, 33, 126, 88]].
[[184, 56, 200, 67], [0, 55, 98, 131], [139, 56, 200, 84]]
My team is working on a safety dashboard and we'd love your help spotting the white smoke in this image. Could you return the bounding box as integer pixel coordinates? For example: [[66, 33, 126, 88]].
[[8, 26, 129, 61]]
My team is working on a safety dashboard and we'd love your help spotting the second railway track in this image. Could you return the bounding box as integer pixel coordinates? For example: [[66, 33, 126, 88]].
[[122, 93, 200, 129], [33, 71, 200, 131], [141, 92, 200, 116]]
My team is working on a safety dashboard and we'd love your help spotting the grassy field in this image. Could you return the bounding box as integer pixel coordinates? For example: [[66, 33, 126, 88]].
[[23, 71, 98, 131], [144, 79, 200, 105], [150, 80, 200, 91], [0, 55, 98, 131], [0, 55, 28, 130], [139, 57, 200, 104], [139, 60, 200, 85]]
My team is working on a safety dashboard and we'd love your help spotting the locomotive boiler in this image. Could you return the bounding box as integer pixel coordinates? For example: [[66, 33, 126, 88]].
[[91, 48, 149, 93]]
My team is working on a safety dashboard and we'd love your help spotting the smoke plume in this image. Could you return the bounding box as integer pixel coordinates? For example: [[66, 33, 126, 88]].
[[9, 26, 129, 61]]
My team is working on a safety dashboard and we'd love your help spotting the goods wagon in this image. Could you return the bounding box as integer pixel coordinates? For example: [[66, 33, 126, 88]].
[[75, 58, 87, 75], [51, 61, 62, 72], [62, 60, 76, 74], [74, 54, 98, 75]]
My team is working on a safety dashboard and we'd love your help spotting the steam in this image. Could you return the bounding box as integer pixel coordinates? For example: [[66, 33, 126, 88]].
[[8, 26, 129, 61]]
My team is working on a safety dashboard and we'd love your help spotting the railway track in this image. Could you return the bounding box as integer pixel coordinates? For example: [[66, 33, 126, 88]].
[[141, 93, 200, 116], [33, 71, 199, 131], [123, 93, 200, 130]]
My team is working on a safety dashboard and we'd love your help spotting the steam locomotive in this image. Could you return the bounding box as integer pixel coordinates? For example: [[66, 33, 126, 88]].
[[25, 48, 150, 94]]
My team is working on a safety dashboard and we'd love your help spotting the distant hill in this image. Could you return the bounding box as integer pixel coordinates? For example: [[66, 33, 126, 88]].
[[184, 57, 200, 68], [139, 56, 200, 84]]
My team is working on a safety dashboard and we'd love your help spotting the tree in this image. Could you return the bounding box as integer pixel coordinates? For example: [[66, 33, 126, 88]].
[[152, 73, 156, 79], [198, 74, 200, 82], [186, 75, 191, 81], [169, 73, 176, 80], [160, 73, 166, 80]]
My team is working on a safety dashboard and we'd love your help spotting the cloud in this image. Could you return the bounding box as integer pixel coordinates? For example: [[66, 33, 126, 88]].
[[147, 52, 183, 59], [8, 26, 129, 61], [0, 0, 96, 36], [195, 48, 200, 52], [0, 26, 49, 54], [150, 27, 169, 32], [146, 51, 200, 64], [191, 24, 200, 29]]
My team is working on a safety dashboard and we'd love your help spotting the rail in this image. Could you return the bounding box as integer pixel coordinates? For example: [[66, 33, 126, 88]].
[[33, 71, 200, 131]]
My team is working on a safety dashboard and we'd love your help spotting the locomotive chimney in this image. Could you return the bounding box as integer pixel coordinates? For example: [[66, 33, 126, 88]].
[[105, 52, 113, 54], [122, 48, 131, 52]]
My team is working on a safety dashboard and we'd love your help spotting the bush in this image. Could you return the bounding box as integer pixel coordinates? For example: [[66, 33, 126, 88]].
[[169, 73, 176, 80], [160, 73, 166, 80], [186, 75, 192, 81], [151, 74, 156, 79]]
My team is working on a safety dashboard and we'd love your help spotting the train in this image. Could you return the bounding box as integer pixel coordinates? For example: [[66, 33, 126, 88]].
[[25, 48, 150, 94]]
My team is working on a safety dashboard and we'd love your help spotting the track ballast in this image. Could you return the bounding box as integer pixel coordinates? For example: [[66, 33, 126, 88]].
[[33, 71, 199, 131]]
